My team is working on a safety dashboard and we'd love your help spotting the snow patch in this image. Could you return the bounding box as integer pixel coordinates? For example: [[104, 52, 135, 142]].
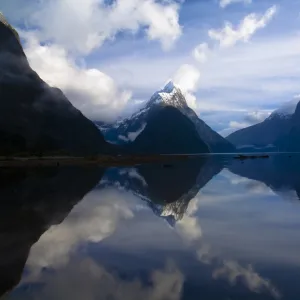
[[128, 123, 147, 141], [270, 98, 300, 118], [117, 123, 146, 142]]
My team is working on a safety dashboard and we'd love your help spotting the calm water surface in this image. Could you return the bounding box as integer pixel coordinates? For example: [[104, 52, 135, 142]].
[[1, 154, 300, 300]]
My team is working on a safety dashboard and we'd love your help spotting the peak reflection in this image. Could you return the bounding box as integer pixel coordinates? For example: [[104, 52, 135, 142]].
[[100, 157, 224, 224]]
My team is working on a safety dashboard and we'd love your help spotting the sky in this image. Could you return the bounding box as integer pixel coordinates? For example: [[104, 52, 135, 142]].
[[1, 0, 300, 136]]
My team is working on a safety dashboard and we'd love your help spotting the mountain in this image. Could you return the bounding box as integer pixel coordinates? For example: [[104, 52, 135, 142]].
[[227, 99, 299, 149], [0, 166, 104, 296], [274, 102, 300, 152], [0, 13, 113, 156], [96, 82, 235, 153], [128, 106, 209, 154]]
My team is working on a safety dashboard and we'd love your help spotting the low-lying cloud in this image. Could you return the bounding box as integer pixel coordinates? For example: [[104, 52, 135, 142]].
[[22, 32, 132, 122]]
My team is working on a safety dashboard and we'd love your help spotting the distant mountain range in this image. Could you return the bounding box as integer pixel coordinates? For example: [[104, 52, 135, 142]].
[[96, 82, 235, 154], [227, 99, 300, 152], [0, 13, 112, 156]]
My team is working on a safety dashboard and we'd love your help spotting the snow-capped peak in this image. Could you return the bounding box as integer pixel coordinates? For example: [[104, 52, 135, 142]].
[[146, 81, 187, 108], [104, 81, 187, 135], [269, 98, 300, 119], [161, 81, 176, 93]]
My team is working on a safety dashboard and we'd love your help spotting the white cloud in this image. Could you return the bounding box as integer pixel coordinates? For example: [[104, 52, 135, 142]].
[[197, 33, 300, 107], [218, 121, 250, 136], [23, 0, 182, 54], [193, 43, 209, 63], [220, 0, 252, 9], [244, 111, 270, 124], [229, 121, 250, 129], [22, 33, 131, 122], [209, 6, 278, 48], [218, 110, 271, 136], [173, 64, 201, 109]]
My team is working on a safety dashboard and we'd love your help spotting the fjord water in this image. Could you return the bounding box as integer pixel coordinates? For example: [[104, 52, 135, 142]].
[[2, 155, 300, 300]]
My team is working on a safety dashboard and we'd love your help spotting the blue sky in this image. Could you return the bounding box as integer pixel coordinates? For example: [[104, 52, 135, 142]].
[[1, 0, 300, 136]]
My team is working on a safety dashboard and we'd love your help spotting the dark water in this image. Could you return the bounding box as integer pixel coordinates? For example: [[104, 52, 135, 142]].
[[1, 154, 300, 300]]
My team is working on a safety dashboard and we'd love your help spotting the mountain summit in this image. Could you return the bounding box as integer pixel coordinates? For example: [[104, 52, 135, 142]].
[[146, 81, 187, 109], [97, 82, 235, 153]]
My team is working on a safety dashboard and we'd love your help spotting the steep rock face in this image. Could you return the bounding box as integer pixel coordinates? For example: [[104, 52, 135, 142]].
[[227, 99, 300, 149], [129, 106, 210, 154], [96, 82, 235, 153], [0, 14, 112, 156]]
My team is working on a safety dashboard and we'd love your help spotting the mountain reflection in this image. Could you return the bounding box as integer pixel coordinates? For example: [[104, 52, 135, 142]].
[[0, 167, 104, 297], [100, 157, 223, 224], [229, 155, 300, 201], [3, 158, 224, 300], [5, 156, 300, 299]]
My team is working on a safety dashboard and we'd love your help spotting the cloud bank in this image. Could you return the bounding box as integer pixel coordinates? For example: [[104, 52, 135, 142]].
[[23, 0, 182, 54]]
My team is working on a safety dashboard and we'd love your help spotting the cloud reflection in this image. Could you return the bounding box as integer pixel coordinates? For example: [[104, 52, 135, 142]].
[[11, 161, 287, 300], [213, 260, 281, 299], [174, 191, 281, 299], [21, 258, 184, 300], [25, 188, 138, 280]]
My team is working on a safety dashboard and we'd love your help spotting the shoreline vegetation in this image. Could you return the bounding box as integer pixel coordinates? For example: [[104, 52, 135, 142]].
[[0, 155, 193, 167], [0, 153, 288, 168], [1, 153, 297, 168]]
